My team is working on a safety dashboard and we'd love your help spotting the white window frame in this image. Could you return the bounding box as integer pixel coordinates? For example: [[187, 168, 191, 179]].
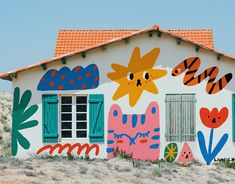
[[59, 94, 88, 140]]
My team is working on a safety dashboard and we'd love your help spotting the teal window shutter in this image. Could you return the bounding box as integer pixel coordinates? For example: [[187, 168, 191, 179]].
[[232, 94, 235, 142], [89, 94, 104, 143], [42, 94, 59, 143]]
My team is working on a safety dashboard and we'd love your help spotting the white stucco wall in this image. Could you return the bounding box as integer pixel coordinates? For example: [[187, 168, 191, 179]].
[[12, 32, 235, 162]]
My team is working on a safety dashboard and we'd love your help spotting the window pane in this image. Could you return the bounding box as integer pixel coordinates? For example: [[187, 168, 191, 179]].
[[76, 131, 87, 138], [61, 122, 72, 129], [62, 131, 72, 138], [76, 122, 87, 129], [76, 105, 87, 112], [62, 105, 72, 112], [62, 96, 72, 104], [76, 96, 87, 104], [62, 114, 72, 121], [76, 113, 86, 120]]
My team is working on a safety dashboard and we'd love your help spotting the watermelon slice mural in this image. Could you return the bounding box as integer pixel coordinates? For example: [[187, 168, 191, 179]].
[[37, 64, 99, 91], [178, 143, 194, 163]]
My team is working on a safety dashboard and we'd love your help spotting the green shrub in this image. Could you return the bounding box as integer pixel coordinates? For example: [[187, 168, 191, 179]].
[[221, 161, 235, 170]]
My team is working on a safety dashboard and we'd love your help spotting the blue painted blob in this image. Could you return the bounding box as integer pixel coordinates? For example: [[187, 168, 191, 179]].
[[108, 130, 114, 133], [122, 114, 127, 124], [107, 140, 114, 144], [150, 144, 159, 149], [37, 64, 99, 91], [106, 148, 114, 153], [154, 128, 160, 132], [151, 107, 156, 114], [140, 114, 145, 124], [132, 114, 138, 128], [113, 110, 118, 117], [151, 135, 160, 140]]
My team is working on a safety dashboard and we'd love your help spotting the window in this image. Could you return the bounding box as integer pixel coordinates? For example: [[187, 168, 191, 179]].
[[60, 95, 88, 139], [165, 94, 196, 142]]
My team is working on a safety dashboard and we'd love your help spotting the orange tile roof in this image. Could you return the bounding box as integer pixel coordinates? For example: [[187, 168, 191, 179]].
[[168, 29, 214, 49], [54, 30, 140, 57], [1, 25, 234, 81], [54, 29, 214, 57]]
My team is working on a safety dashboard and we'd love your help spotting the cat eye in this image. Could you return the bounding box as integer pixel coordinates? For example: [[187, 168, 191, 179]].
[[127, 72, 134, 80], [143, 71, 149, 80]]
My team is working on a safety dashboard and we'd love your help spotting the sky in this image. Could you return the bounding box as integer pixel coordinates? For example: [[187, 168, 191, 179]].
[[0, 0, 235, 91]]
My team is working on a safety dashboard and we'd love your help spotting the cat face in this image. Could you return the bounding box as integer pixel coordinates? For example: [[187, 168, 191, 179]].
[[107, 102, 160, 161]]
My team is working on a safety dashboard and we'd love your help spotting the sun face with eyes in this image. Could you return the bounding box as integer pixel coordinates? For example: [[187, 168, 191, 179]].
[[107, 47, 167, 107]]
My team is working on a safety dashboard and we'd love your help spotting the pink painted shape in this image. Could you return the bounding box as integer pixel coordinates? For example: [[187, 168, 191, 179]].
[[107, 102, 160, 161], [177, 143, 194, 162]]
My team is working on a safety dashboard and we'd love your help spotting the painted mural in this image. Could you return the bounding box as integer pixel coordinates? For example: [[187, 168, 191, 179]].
[[197, 107, 229, 165], [172, 57, 233, 94], [178, 143, 194, 163], [37, 64, 99, 91], [164, 143, 178, 163], [107, 102, 160, 161], [12, 87, 38, 156], [107, 47, 167, 107], [36, 143, 99, 156]]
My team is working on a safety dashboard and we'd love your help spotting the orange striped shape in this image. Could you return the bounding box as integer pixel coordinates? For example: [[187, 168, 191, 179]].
[[172, 57, 233, 94]]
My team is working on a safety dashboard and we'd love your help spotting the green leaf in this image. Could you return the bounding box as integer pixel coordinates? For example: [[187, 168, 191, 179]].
[[18, 120, 38, 130], [12, 87, 38, 156]]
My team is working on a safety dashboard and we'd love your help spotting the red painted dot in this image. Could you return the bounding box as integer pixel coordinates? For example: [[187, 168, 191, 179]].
[[78, 76, 82, 80], [58, 85, 64, 90], [92, 84, 96, 88], [116, 140, 123, 144], [61, 75, 65, 80], [50, 70, 57, 77], [94, 76, 99, 81], [86, 72, 91, 78], [75, 66, 81, 72], [82, 84, 87, 89], [93, 66, 97, 70], [41, 77, 46, 82], [49, 81, 55, 86], [70, 80, 74, 84], [140, 139, 148, 143]]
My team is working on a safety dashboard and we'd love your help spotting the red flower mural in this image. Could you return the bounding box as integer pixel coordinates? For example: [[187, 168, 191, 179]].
[[200, 107, 228, 129]]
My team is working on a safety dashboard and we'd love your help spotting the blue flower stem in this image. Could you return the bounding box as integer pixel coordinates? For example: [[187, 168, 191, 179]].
[[208, 128, 214, 155]]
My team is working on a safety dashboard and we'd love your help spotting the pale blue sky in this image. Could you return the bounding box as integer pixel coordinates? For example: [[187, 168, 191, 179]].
[[0, 0, 235, 91]]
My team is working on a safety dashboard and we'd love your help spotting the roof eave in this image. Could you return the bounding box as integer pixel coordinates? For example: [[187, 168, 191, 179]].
[[1, 24, 235, 81]]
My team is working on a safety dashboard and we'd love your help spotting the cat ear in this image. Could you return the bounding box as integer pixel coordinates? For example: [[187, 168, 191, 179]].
[[109, 104, 122, 118], [145, 102, 159, 115]]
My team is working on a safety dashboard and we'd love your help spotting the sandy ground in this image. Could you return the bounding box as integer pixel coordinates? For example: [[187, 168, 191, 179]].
[[0, 157, 234, 184]]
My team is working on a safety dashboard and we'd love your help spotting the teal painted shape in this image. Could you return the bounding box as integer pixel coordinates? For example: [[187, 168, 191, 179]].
[[12, 87, 38, 156], [42, 94, 58, 143], [89, 94, 104, 142], [232, 94, 235, 142]]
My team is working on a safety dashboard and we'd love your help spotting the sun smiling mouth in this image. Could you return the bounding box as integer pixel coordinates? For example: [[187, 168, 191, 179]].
[[136, 79, 142, 86]]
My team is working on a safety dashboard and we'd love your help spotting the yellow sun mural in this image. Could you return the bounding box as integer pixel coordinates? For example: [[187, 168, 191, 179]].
[[107, 47, 167, 107]]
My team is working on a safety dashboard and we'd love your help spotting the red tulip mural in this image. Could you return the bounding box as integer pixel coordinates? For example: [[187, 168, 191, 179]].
[[197, 107, 228, 165]]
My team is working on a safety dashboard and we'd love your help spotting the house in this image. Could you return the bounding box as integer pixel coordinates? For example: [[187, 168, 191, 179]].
[[1, 25, 235, 164]]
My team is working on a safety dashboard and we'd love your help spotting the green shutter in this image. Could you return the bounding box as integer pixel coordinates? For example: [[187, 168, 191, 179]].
[[232, 94, 235, 142], [89, 94, 104, 143], [42, 94, 58, 143]]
